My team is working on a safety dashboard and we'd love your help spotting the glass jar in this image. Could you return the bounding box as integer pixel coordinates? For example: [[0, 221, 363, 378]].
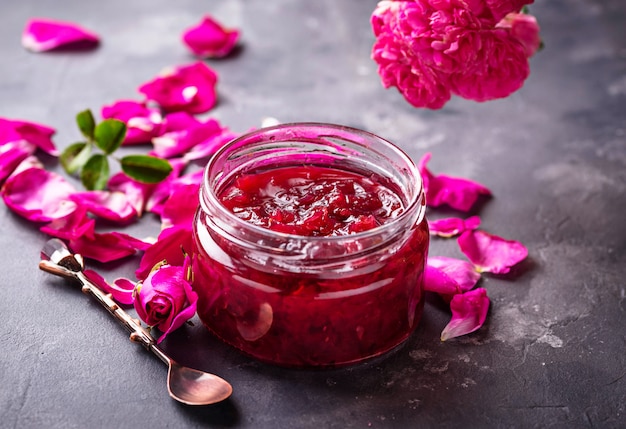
[[192, 123, 428, 367]]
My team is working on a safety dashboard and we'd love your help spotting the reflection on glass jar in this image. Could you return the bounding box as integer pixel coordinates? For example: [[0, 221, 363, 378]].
[[192, 123, 428, 367]]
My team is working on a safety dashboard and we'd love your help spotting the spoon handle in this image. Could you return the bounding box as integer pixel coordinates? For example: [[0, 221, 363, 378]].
[[39, 259, 169, 365]]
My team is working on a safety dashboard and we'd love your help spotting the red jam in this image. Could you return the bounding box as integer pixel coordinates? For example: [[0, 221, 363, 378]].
[[192, 164, 429, 367], [219, 166, 405, 236]]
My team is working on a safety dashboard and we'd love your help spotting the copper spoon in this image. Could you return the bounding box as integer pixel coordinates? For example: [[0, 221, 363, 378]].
[[38, 238, 233, 406]]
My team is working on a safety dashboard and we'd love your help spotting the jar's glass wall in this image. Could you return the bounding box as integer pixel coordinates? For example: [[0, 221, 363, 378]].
[[192, 123, 429, 367]]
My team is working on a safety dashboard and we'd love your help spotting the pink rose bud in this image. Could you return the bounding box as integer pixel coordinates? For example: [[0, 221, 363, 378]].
[[133, 257, 198, 343]]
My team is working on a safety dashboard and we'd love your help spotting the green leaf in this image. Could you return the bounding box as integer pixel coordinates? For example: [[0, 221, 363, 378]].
[[60, 142, 92, 175], [76, 109, 96, 140], [120, 155, 173, 184], [81, 154, 110, 190], [94, 119, 126, 154]]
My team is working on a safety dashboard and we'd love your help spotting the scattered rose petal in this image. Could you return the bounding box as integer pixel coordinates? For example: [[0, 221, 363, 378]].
[[418, 153, 491, 211], [0, 117, 58, 156], [182, 129, 237, 162], [83, 270, 135, 305], [70, 191, 137, 223], [458, 229, 528, 274], [107, 173, 156, 217], [22, 18, 99, 53], [144, 158, 188, 215], [133, 256, 198, 342], [136, 226, 194, 280], [40, 205, 96, 241], [424, 265, 462, 296], [1, 167, 77, 222], [160, 181, 200, 229], [101, 100, 163, 145], [428, 216, 481, 237], [440, 288, 490, 341], [138, 62, 218, 114], [427, 256, 481, 292], [151, 113, 223, 159], [0, 140, 35, 184], [69, 231, 149, 263], [182, 15, 240, 58]]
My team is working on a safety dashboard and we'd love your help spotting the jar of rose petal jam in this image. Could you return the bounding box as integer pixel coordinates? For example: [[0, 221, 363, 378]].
[[192, 123, 428, 367]]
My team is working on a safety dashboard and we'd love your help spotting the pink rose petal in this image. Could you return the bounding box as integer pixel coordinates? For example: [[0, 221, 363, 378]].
[[428, 215, 481, 237], [138, 62, 218, 114], [151, 114, 223, 159], [101, 100, 163, 145], [22, 18, 99, 53], [440, 288, 490, 341], [0, 117, 58, 156], [182, 15, 240, 58], [40, 205, 96, 241], [135, 226, 194, 280], [107, 172, 156, 217], [424, 265, 462, 296], [83, 270, 135, 305], [427, 256, 481, 292], [69, 231, 149, 263], [144, 158, 187, 215], [1, 167, 77, 222], [183, 129, 237, 162], [418, 153, 491, 211], [0, 140, 36, 184], [70, 191, 137, 223], [458, 229, 528, 274], [160, 181, 200, 229]]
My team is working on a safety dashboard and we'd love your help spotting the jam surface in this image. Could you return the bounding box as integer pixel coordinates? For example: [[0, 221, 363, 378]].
[[219, 166, 405, 236]]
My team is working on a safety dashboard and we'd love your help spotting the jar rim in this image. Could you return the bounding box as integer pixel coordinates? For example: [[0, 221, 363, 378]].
[[202, 122, 425, 245]]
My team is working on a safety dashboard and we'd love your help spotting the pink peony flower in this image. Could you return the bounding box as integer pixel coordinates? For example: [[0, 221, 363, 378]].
[[440, 287, 490, 341], [370, 0, 539, 108], [1, 167, 77, 222], [101, 100, 163, 145], [0, 117, 58, 156], [138, 62, 218, 114], [182, 15, 240, 58], [458, 229, 528, 274], [418, 152, 491, 211], [428, 215, 481, 237], [22, 18, 99, 52], [133, 256, 198, 343]]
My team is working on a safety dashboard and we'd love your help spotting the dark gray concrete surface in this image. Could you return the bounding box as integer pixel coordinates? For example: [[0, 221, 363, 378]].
[[1, 1, 624, 428]]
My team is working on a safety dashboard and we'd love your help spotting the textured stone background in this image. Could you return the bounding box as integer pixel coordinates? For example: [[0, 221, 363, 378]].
[[1, 1, 624, 428]]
